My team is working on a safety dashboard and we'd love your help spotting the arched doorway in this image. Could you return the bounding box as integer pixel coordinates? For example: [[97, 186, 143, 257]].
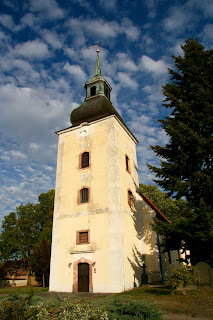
[[78, 263, 89, 292]]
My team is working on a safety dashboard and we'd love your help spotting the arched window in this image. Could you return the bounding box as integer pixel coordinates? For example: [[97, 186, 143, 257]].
[[90, 86, 96, 96], [80, 152, 89, 169], [125, 155, 130, 173], [80, 187, 89, 203], [128, 190, 136, 212]]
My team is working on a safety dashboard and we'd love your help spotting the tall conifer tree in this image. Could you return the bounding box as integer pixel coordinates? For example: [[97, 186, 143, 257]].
[[148, 39, 213, 264]]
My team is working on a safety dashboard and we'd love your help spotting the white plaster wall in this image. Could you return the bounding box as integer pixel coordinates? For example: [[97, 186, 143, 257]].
[[49, 135, 64, 291], [49, 115, 167, 292], [107, 118, 125, 292]]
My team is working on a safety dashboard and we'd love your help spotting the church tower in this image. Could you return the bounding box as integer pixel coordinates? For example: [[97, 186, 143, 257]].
[[49, 50, 174, 293]]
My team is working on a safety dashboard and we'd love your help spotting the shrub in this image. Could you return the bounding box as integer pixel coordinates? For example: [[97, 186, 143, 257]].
[[0, 295, 162, 319], [166, 264, 199, 295], [101, 296, 162, 320], [0, 295, 26, 320]]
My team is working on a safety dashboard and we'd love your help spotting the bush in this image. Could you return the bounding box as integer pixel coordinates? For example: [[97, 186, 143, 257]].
[[0, 295, 26, 320], [0, 295, 162, 319], [166, 264, 199, 295], [102, 296, 162, 320], [0, 298, 109, 320]]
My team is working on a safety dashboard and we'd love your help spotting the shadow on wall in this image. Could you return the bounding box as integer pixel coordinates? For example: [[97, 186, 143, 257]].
[[127, 194, 162, 285], [127, 245, 153, 286]]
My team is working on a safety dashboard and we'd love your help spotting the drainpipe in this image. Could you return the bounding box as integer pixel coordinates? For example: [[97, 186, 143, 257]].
[[157, 234, 164, 282]]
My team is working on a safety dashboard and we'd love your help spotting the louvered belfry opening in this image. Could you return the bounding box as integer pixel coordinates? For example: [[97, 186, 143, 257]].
[[79, 231, 89, 244], [81, 187, 89, 203], [81, 152, 89, 168]]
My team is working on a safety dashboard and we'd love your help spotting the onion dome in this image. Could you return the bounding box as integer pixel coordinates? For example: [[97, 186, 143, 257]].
[[70, 49, 124, 126]]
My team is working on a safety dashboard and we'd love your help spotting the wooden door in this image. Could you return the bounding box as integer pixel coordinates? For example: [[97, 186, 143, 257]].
[[78, 263, 89, 292]]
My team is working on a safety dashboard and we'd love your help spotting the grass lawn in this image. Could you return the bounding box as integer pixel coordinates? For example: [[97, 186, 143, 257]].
[[0, 285, 212, 318], [119, 286, 213, 318]]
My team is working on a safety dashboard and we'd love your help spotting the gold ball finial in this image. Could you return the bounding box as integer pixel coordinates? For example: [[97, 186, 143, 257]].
[[93, 41, 100, 53]]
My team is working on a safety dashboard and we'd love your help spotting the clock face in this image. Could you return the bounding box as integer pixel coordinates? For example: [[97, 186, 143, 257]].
[[79, 127, 89, 137]]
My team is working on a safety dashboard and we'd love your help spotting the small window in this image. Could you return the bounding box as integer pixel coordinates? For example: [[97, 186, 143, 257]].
[[80, 188, 89, 203], [128, 190, 136, 212], [105, 87, 109, 98], [80, 152, 89, 169], [125, 155, 130, 173], [77, 230, 90, 244], [91, 86, 96, 96]]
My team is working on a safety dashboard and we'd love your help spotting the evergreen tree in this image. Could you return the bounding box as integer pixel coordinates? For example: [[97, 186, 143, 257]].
[[148, 39, 213, 265]]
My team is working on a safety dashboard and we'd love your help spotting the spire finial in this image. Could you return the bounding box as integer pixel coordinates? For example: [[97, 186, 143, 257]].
[[93, 42, 101, 76]]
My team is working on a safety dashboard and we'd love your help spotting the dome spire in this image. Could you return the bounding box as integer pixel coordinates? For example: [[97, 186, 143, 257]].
[[94, 43, 101, 76]]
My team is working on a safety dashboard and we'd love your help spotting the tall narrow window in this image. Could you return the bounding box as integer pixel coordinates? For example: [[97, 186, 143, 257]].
[[126, 155, 130, 173], [128, 190, 136, 212], [80, 188, 89, 203], [81, 152, 89, 169], [91, 86, 96, 96]]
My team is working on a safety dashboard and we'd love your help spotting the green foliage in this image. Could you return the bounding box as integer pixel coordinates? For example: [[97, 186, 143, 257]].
[[166, 264, 199, 295], [30, 239, 51, 287], [139, 184, 190, 261], [147, 39, 213, 265], [0, 295, 26, 320], [0, 295, 162, 320], [103, 296, 162, 320], [148, 39, 213, 206], [139, 184, 187, 220], [0, 190, 55, 284]]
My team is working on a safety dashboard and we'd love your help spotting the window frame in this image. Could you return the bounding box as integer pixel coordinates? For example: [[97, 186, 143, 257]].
[[127, 189, 136, 212], [79, 151, 91, 170], [78, 187, 90, 204], [76, 230, 90, 245], [125, 154, 131, 173]]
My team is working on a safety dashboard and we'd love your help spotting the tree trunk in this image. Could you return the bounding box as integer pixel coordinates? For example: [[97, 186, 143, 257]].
[[27, 268, 31, 286], [43, 273, 45, 287]]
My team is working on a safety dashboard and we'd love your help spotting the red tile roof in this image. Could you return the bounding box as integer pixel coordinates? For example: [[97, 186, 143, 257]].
[[139, 192, 171, 223]]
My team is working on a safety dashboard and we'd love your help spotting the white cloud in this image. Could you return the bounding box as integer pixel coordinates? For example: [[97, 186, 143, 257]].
[[20, 13, 39, 29], [67, 17, 140, 43], [121, 18, 140, 41], [63, 63, 87, 83], [201, 23, 213, 45], [10, 150, 28, 160], [64, 47, 77, 60], [13, 59, 40, 80], [117, 72, 138, 90], [169, 42, 184, 56], [140, 55, 169, 75], [163, 8, 190, 32], [189, 0, 213, 18], [116, 53, 137, 72], [0, 83, 66, 142], [144, 0, 157, 19], [15, 40, 50, 60], [29, 143, 40, 151], [0, 14, 14, 30], [40, 30, 62, 49], [29, 0, 64, 19], [98, 0, 117, 10], [80, 18, 119, 39]]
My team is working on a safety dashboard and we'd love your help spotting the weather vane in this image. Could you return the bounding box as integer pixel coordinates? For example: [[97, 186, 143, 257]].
[[93, 41, 100, 53]]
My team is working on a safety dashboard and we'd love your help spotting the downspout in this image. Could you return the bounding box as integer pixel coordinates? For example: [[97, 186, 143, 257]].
[[157, 234, 164, 282]]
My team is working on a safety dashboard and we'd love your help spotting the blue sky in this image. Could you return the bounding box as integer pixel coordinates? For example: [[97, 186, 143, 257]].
[[0, 0, 213, 224]]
